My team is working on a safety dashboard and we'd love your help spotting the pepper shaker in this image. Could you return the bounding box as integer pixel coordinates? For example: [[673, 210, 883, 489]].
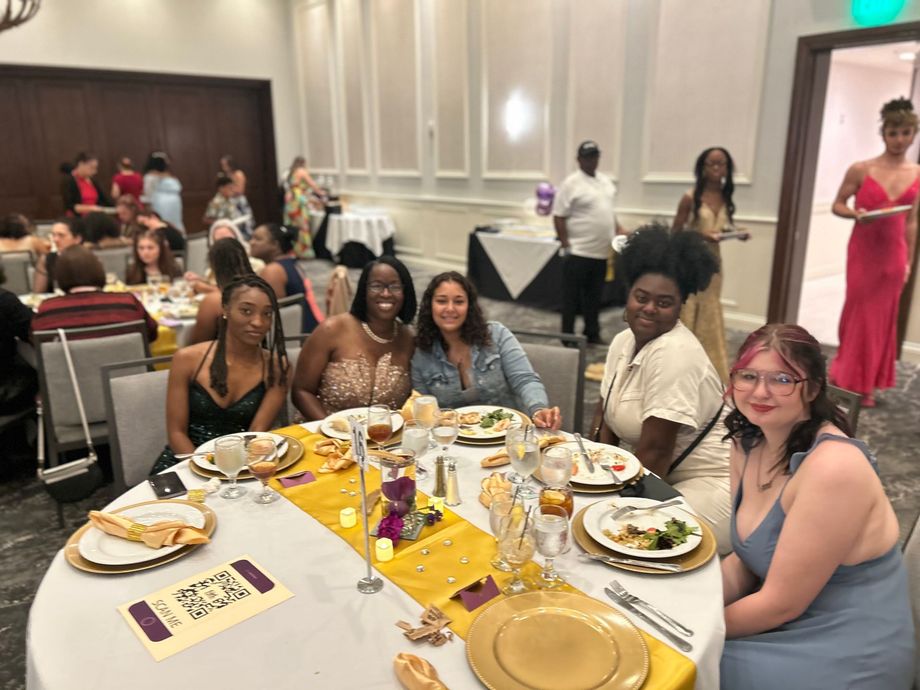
[[445, 460, 461, 506], [432, 456, 447, 498]]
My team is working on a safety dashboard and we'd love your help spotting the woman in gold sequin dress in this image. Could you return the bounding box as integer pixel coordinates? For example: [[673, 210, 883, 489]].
[[291, 257, 416, 420]]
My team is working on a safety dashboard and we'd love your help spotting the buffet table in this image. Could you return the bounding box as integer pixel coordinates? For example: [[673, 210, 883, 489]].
[[27, 425, 724, 690]]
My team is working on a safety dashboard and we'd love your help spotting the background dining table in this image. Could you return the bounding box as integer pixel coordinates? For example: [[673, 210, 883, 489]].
[[27, 423, 725, 689]]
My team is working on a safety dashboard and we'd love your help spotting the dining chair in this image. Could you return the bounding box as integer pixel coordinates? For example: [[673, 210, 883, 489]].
[[280, 334, 309, 426], [33, 320, 150, 464], [827, 384, 862, 436], [902, 513, 920, 689], [1, 250, 33, 294], [511, 330, 587, 434], [184, 233, 208, 277], [277, 293, 307, 341], [92, 246, 132, 282], [102, 355, 172, 491]]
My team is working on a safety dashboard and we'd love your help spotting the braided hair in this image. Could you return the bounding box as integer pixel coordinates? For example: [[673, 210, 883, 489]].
[[210, 274, 289, 397], [209, 238, 254, 289], [691, 147, 735, 224]]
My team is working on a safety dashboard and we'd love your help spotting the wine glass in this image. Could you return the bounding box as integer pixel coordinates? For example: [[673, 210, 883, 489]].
[[533, 504, 569, 588], [214, 436, 247, 499], [412, 395, 438, 449], [401, 420, 430, 479], [432, 408, 459, 459], [507, 427, 539, 499], [489, 493, 516, 571], [366, 405, 393, 446], [498, 510, 535, 595], [246, 438, 280, 504]]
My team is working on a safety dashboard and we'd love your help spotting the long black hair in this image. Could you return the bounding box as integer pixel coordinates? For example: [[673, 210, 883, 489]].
[[210, 274, 289, 397], [209, 238, 254, 289], [724, 324, 851, 474], [350, 255, 417, 324], [619, 223, 719, 300], [259, 223, 296, 255], [416, 271, 491, 352], [692, 147, 735, 224]]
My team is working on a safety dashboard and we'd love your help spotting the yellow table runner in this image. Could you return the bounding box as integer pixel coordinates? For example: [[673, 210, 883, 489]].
[[150, 324, 178, 361], [272, 425, 696, 690]]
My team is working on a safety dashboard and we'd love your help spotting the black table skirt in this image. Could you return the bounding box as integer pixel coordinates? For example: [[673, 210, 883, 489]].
[[467, 231, 626, 312]]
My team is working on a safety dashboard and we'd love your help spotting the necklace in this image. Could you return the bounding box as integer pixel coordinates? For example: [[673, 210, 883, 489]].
[[361, 320, 398, 344], [755, 444, 780, 492]]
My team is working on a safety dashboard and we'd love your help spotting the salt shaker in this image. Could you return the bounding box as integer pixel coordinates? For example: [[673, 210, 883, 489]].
[[432, 456, 447, 498], [445, 460, 461, 506]]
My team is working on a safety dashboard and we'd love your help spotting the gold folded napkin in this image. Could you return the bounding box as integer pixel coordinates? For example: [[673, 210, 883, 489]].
[[393, 653, 448, 690], [88, 511, 210, 549]]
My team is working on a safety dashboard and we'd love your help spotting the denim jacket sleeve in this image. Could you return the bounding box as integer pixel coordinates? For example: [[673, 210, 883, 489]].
[[490, 322, 549, 416]]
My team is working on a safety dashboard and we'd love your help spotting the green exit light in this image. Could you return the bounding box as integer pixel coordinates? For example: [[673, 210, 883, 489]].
[[852, 0, 907, 26]]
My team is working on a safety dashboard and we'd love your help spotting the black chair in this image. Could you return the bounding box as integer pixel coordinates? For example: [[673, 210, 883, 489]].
[[827, 384, 862, 435]]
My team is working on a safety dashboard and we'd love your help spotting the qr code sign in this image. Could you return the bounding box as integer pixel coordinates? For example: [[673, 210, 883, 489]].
[[172, 569, 251, 620]]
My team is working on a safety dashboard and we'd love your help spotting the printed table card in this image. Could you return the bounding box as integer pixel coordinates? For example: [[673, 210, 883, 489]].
[[118, 555, 293, 661]]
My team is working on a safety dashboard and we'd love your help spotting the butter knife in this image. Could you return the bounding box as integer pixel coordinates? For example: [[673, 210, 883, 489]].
[[579, 553, 683, 573], [573, 432, 595, 474], [604, 588, 693, 653]]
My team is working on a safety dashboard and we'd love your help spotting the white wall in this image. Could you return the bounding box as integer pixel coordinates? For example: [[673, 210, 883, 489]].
[[0, 0, 303, 169]]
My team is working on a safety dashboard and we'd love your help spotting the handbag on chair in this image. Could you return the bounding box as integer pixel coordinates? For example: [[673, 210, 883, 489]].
[[36, 328, 103, 504]]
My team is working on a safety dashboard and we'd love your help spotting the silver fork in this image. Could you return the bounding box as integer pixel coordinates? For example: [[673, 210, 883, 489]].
[[609, 498, 683, 522], [608, 579, 694, 637], [599, 462, 622, 484]]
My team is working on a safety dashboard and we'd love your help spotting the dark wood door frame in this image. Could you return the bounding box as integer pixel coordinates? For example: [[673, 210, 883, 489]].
[[768, 21, 920, 353]]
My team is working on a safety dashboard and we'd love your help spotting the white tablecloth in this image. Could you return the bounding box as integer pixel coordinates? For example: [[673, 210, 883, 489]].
[[27, 427, 724, 690], [326, 213, 396, 257], [477, 232, 561, 299]]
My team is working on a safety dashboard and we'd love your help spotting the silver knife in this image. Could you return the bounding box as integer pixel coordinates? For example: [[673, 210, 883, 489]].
[[604, 588, 693, 653], [580, 553, 683, 573], [573, 432, 595, 474]]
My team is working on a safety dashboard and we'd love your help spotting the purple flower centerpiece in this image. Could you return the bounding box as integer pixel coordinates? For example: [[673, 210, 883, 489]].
[[379, 448, 417, 518], [377, 511, 404, 543]]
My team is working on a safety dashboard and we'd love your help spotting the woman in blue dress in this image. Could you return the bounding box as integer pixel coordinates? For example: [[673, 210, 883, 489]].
[[143, 151, 185, 232], [720, 323, 913, 689]]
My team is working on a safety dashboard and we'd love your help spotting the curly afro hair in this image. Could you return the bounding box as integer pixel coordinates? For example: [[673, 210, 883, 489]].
[[619, 222, 719, 300]]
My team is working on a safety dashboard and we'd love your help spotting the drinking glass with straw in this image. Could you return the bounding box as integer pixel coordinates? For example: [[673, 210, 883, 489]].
[[498, 506, 534, 595]]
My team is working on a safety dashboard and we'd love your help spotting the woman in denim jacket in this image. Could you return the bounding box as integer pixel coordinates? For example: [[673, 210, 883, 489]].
[[412, 272, 562, 429]]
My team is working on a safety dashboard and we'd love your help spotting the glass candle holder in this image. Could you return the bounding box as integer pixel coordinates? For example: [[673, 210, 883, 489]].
[[379, 447, 417, 517]]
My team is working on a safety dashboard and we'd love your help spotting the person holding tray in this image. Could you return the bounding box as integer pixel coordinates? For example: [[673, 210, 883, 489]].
[[593, 225, 731, 553], [829, 97, 920, 407], [412, 271, 562, 430], [720, 324, 912, 689]]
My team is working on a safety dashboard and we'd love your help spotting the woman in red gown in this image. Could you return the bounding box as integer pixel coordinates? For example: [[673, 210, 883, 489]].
[[830, 98, 919, 406]]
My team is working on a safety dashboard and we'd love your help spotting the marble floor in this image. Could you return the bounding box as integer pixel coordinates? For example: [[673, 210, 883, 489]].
[[2, 257, 919, 689]]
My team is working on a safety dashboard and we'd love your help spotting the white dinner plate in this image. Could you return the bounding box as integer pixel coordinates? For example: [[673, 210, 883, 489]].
[[191, 432, 289, 471], [861, 204, 912, 220], [559, 441, 642, 486], [583, 497, 702, 559], [455, 405, 524, 440], [78, 502, 206, 566], [320, 407, 405, 441]]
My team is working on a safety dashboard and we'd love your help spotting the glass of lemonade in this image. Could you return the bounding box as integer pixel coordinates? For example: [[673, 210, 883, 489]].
[[214, 436, 247, 499], [412, 395, 438, 449], [246, 438, 279, 504], [401, 420, 430, 479], [499, 513, 535, 595]]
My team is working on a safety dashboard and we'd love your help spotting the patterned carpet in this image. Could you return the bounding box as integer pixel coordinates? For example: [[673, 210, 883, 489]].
[[1, 256, 917, 689]]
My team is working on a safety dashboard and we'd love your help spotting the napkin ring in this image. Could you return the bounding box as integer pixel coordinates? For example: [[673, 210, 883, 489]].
[[127, 523, 148, 541]]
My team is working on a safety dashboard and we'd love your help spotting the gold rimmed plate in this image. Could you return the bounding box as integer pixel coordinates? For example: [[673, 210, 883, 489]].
[[572, 505, 716, 575], [533, 468, 644, 494], [189, 434, 304, 480], [455, 408, 531, 446], [467, 590, 649, 690], [64, 499, 217, 574]]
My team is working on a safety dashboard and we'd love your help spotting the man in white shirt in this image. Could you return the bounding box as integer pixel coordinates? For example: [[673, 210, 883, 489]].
[[553, 141, 623, 345]]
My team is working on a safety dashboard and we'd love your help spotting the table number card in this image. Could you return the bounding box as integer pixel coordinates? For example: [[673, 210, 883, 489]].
[[118, 555, 293, 661], [349, 416, 368, 470]]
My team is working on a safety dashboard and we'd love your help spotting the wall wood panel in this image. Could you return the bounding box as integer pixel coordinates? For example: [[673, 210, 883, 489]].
[[295, 1, 337, 170], [432, 0, 469, 176], [338, 0, 369, 173], [0, 65, 277, 229]]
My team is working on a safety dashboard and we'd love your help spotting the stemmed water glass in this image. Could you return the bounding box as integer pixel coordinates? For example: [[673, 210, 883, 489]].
[[214, 436, 247, 499], [367, 404, 393, 446], [246, 438, 280, 504], [489, 493, 516, 571], [432, 408, 459, 459], [412, 395, 438, 450], [401, 420, 430, 479], [498, 510, 535, 595], [533, 504, 569, 588], [506, 426, 539, 499]]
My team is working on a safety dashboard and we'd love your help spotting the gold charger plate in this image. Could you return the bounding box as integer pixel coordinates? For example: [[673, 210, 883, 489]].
[[455, 409, 531, 446], [572, 505, 716, 574], [467, 590, 649, 690], [189, 434, 304, 480], [64, 499, 217, 575]]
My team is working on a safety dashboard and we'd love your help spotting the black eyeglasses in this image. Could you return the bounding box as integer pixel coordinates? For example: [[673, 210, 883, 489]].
[[730, 369, 807, 396], [368, 282, 404, 295]]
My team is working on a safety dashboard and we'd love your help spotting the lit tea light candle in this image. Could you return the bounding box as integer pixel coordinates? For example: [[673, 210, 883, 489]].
[[430, 497, 445, 513], [376, 537, 394, 562], [339, 507, 357, 528]]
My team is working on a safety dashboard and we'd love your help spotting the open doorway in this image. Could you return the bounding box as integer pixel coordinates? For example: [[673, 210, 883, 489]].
[[798, 42, 920, 346]]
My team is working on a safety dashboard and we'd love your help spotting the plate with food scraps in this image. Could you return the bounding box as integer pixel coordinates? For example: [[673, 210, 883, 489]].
[[455, 405, 525, 440], [320, 407, 405, 441], [583, 497, 702, 559], [192, 432, 289, 471], [557, 441, 642, 486]]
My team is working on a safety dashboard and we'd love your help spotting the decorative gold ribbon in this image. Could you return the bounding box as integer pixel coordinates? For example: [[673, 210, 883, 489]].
[[127, 522, 148, 542]]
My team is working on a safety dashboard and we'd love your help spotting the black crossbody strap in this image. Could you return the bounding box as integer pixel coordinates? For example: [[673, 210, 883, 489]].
[[668, 403, 723, 475], [593, 373, 616, 442]]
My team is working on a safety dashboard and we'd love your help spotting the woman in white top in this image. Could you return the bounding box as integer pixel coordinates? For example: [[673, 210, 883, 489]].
[[594, 223, 732, 552]]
